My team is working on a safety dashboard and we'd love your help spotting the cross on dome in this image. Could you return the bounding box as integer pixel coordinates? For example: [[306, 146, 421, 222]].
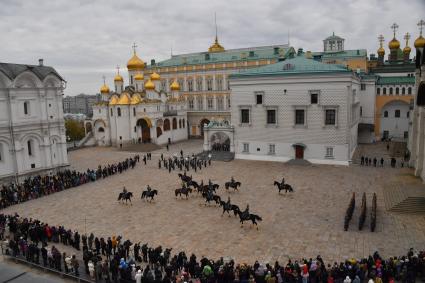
[[378, 34, 385, 47], [132, 42, 138, 55], [404, 32, 411, 44], [418, 20, 425, 36], [391, 23, 399, 38]]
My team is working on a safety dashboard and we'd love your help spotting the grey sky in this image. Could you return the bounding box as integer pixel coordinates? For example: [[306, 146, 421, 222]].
[[0, 0, 423, 95]]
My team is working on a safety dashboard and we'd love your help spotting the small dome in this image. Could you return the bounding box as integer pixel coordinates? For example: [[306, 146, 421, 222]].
[[109, 95, 119, 105], [134, 73, 144, 80], [127, 53, 145, 71], [170, 80, 180, 91], [388, 38, 400, 49], [117, 93, 131, 105], [150, 72, 160, 81], [145, 79, 155, 90], [100, 84, 110, 94], [403, 46, 411, 54], [131, 94, 142, 105], [414, 35, 425, 49], [114, 74, 123, 82], [377, 47, 385, 55], [208, 36, 225, 53]]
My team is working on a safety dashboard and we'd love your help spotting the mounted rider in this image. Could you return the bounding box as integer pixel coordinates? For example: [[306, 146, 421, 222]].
[[242, 204, 249, 218], [226, 196, 231, 207], [281, 177, 285, 185], [122, 186, 127, 195], [230, 176, 235, 184], [146, 185, 152, 193], [208, 179, 213, 189]]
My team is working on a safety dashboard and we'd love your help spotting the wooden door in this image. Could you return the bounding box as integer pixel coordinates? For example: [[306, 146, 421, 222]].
[[295, 146, 304, 159]]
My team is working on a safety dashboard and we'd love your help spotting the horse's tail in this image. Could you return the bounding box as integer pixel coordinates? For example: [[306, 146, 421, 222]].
[[175, 189, 179, 197], [118, 194, 122, 201], [225, 182, 229, 189]]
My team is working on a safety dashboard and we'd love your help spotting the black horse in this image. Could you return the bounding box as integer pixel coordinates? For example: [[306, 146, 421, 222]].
[[202, 191, 221, 206], [237, 210, 262, 229], [219, 200, 233, 216], [225, 181, 241, 191], [274, 181, 294, 193], [175, 187, 192, 199], [186, 180, 199, 189], [118, 192, 133, 204], [178, 173, 192, 183], [141, 189, 158, 202]]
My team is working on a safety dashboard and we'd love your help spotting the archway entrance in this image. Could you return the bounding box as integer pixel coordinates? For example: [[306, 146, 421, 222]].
[[210, 132, 230, 151], [137, 118, 151, 143], [85, 122, 92, 134], [199, 118, 210, 137]]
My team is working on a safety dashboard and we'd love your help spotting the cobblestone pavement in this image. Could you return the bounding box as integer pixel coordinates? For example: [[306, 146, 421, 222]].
[[3, 140, 425, 264]]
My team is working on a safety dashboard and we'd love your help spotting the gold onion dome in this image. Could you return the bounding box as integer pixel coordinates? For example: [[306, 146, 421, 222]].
[[114, 73, 123, 82], [117, 93, 131, 105], [388, 38, 400, 49], [127, 53, 145, 71], [208, 36, 225, 53], [100, 84, 110, 94], [145, 79, 155, 90], [134, 73, 144, 80], [403, 46, 411, 54], [131, 94, 142, 105], [415, 35, 425, 48], [150, 72, 160, 81], [377, 47, 385, 55], [170, 80, 180, 91], [109, 95, 119, 105]]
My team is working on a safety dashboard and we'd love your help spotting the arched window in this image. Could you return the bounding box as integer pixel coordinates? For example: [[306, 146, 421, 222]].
[[23, 101, 29, 115], [182, 118, 185, 128], [383, 111, 388, 118], [179, 119, 182, 129], [172, 118, 177, 129], [389, 87, 393, 95], [164, 119, 170, 131], [402, 87, 405, 95], [110, 108, 113, 116], [407, 111, 410, 118], [383, 88, 387, 95], [408, 87, 412, 95], [133, 108, 136, 117], [395, 109, 400, 118], [396, 87, 399, 95], [117, 107, 121, 117], [27, 140, 33, 156], [377, 88, 380, 95], [98, 127, 105, 132]]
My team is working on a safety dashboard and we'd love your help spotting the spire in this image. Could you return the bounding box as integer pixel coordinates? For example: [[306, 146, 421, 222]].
[[208, 13, 225, 53], [132, 42, 138, 55], [102, 75, 106, 85], [214, 12, 218, 42], [391, 23, 399, 39], [404, 32, 411, 46], [116, 65, 120, 75], [378, 34, 385, 49], [418, 19, 424, 36]]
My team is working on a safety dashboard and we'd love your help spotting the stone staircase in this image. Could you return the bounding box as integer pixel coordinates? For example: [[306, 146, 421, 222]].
[[383, 184, 425, 214], [196, 151, 235, 162]]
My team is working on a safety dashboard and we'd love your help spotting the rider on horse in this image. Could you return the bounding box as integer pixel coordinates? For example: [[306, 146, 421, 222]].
[[208, 179, 213, 189], [281, 177, 285, 185], [122, 186, 127, 195], [226, 196, 231, 206], [231, 176, 235, 184], [242, 204, 249, 217], [146, 185, 152, 192]]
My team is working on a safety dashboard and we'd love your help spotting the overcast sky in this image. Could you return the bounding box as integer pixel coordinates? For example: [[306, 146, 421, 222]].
[[1, 0, 424, 96]]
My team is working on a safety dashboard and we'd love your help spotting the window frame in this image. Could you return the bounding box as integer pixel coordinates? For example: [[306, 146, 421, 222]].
[[294, 108, 306, 127], [324, 109, 337, 126], [23, 101, 29, 115], [265, 106, 278, 127], [207, 96, 214, 110], [268, 144, 276, 155], [394, 109, 400, 118], [255, 92, 264, 105], [239, 106, 252, 125], [309, 90, 320, 105], [242, 143, 249, 153], [325, 147, 334, 159]]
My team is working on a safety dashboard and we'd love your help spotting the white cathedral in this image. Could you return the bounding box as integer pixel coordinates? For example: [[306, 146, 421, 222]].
[[91, 49, 188, 148]]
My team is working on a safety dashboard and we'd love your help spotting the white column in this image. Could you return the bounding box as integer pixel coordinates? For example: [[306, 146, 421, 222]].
[[202, 76, 206, 91], [213, 94, 217, 110], [213, 74, 216, 91], [203, 94, 207, 111]]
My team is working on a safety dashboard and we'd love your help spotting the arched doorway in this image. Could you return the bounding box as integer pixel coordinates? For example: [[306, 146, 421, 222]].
[[157, 127, 162, 138], [85, 122, 92, 134], [172, 118, 177, 130], [210, 132, 230, 151], [164, 119, 170, 131], [292, 143, 306, 159], [199, 118, 210, 137], [137, 118, 151, 143]]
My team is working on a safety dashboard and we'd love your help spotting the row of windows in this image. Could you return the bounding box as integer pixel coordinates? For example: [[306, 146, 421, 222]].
[[160, 77, 230, 92], [377, 87, 412, 95], [382, 110, 409, 118], [188, 96, 230, 110], [241, 143, 334, 158], [256, 92, 320, 105], [240, 108, 337, 126]]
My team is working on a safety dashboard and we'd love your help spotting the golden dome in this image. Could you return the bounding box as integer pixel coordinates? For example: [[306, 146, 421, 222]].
[[388, 38, 400, 49], [117, 93, 131, 105], [415, 35, 425, 48], [150, 72, 160, 81], [114, 74, 123, 82], [377, 47, 385, 55], [403, 46, 411, 54], [100, 84, 110, 94], [170, 80, 180, 91], [109, 95, 119, 105], [130, 94, 142, 105], [208, 36, 225, 53], [134, 73, 144, 80], [127, 53, 145, 71], [145, 79, 155, 90]]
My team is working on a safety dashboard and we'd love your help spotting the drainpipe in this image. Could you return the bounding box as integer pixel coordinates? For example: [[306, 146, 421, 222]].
[[6, 90, 19, 183]]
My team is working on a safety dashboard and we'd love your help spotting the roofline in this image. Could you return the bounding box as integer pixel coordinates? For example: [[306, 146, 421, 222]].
[[229, 69, 351, 79]]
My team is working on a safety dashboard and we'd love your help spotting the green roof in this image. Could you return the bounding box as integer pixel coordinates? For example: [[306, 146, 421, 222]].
[[312, 49, 367, 59], [229, 55, 350, 78], [150, 45, 295, 68], [377, 76, 415, 85]]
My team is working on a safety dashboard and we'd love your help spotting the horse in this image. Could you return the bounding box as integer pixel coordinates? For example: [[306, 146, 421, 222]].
[[178, 173, 192, 183], [219, 200, 233, 216], [225, 181, 241, 191], [175, 187, 192, 199], [201, 191, 220, 206], [186, 180, 199, 190], [231, 205, 241, 217], [248, 214, 262, 229], [237, 210, 262, 230], [141, 189, 158, 202], [118, 192, 133, 205]]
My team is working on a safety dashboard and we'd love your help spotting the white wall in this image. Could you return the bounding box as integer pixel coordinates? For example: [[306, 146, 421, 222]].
[[380, 100, 410, 139]]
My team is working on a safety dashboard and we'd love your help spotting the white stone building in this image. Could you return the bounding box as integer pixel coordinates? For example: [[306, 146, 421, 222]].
[[89, 50, 188, 148], [228, 54, 360, 165], [0, 61, 69, 181]]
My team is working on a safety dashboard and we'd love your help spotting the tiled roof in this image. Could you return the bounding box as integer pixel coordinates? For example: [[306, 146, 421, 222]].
[[229, 55, 349, 78], [0, 62, 64, 81], [151, 45, 295, 68], [377, 76, 415, 85]]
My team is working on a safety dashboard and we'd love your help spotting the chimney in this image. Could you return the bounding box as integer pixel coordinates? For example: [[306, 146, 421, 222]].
[[38, 59, 44, 66]]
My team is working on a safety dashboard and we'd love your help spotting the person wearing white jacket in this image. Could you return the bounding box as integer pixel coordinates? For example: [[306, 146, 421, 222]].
[[344, 276, 352, 283], [135, 269, 142, 283], [88, 260, 95, 280]]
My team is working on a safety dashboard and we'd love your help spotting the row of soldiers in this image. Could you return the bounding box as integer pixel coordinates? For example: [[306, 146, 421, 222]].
[[360, 156, 404, 168], [159, 153, 211, 173]]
